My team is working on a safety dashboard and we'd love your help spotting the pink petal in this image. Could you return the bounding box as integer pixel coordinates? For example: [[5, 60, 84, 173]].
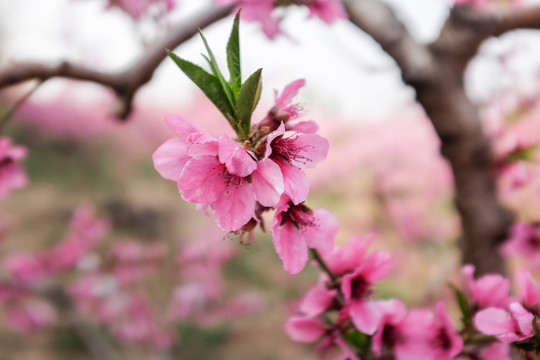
[[276, 79, 305, 108], [479, 342, 511, 360], [322, 235, 374, 275], [288, 133, 329, 169], [304, 209, 338, 252], [307, 0, 347, 23], [251, 158, 284, 207], [211, 181, 255, 232], [177, 157, 225, 204], [349, 300, 381, 335], [218, 135, 257, 177], [278, 161, 309, 205], [271, 218, 309, 274], [434, 302, 463, 357], [0, 164, 28, 197], [509, 302, 534, 338], [519, 269, 540, 308], [360, 251, 393, 284], [285, 316, 325, 342], [474, 308, 515, 337], [290, 120, 318, 134], [264, 123, 286, 159], [165, 114, 200, 139], [186, 132, 218, 157], [152, 138, 189, 181], [299, 285, 337, 317]]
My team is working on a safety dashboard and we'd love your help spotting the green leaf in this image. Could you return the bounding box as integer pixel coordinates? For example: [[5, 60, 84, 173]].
[[507, 145, 537, 163], [230, 75, 241, 97], [167, 51, 237, 130], [344, 329, 371, 353], [448, 283, 472, 326], [198, 30, 236, 111], [236, 68, 262, 138], [227, 11, 241, 85]]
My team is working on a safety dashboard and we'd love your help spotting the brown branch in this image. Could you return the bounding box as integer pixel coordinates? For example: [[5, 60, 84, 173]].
[[0, 4, 234, 119], [341, 0, 434, 85], [492, 6, 540, 35], [341, 0, 540, 276]]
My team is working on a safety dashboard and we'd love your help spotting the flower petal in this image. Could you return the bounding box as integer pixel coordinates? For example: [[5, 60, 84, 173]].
[[278, 161, 309, 205], [349, 300, 381, 335], [165, 114, 200, 139], [474, 308, 514, 337], [288, 133, 329, 169], [304, 209, 338, 252], [299, 285, 337, 317], [252, 158, 284, 207], [152, 138, 189, 181], [211, 181, 255, 232], [178, 157, 225, 204], [218, 135, 257, 177], [285, 316, 325, 343], [271, 218, 309, 274], [186, 132, 218, 157]]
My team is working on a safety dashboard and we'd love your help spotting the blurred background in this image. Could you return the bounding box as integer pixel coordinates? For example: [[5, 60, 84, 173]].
[[1, 0, 540, 359]]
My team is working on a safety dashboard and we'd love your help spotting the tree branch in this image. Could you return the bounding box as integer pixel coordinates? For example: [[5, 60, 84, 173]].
[[491, 6, 540, 35], [342, 0, 435, 85], [0, 4, 234, 119], [343, 0, 534, 276]]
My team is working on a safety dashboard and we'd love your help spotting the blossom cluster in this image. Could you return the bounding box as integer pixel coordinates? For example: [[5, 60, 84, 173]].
[[153, 79, 339, 274], [0, 206, 262, 351], [286, 236, 464, 360], [463, 266, 540, 358]]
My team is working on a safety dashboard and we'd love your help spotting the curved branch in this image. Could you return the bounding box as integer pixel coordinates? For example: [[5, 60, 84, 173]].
[[343, 0, 523, 275], [0, 4, 234, 119], [487, 5, 540, 36], [342, 0, 435, 85]]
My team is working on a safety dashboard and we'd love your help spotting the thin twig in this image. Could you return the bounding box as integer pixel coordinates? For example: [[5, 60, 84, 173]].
[[0, 80, 43, 132], [0, 4, 234, 119]]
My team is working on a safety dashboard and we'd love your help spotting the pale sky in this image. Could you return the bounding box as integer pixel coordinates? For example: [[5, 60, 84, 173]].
[[0, 0, 539, 120]]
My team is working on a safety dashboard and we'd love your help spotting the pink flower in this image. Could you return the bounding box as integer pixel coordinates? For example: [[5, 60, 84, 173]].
[[427, 302, 464, 360], [518, 269, 540, 310], [285, 315, 327, 342], [215, 0, 281, 39], [371, 299, 409, 355], [3, 253, 46, 285], [107, 0, 175, 19], [153, 115, 285, 232], [478, 342, 511, 360], [372, 301, 462, 360], [306, 0, 347, 24], [5, 302, 57, 333], [474, 302, 534, 343], [502, 222, 540, 265], [270, 195, 338, 274], [322, 234, 376, 275], [261, 79, 318, 134], [111, 240, 165, 263], [340, 249, 393, 334], [264, 123, 328, 204], [299, 284, 337, 317], [152, 114, 202, 182], [462, 265, 511, 309], [0, 137, 28, 198]]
